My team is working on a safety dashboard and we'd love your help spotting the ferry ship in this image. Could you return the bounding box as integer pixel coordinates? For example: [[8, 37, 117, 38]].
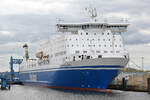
[[19, 7, 129, 91]]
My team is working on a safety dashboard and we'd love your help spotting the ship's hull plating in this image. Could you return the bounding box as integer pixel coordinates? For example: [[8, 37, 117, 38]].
[[19, 65, 121, 91]]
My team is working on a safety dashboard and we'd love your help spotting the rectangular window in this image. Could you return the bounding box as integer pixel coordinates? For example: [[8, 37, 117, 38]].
[[116, 51, 120, 53], [55, 51, 66, 56], [98, 55, 102, 58], [87, 56, 90, 59], [75, 51, 80, 53], [104, 51, 108, 53], [83, 51, 87, 53], [110, 51, 114, 53], [96, 51, 100, 53]]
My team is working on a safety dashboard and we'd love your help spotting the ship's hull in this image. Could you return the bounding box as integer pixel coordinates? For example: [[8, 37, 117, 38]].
[[19, 65, 121, 91]]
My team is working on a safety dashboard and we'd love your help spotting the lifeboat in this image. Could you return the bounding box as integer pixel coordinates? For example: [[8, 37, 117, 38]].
[[35, 51, 43, 59]]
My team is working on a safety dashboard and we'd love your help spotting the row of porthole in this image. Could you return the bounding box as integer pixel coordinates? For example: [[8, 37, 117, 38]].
[[80, 32, 110, 35], [66, 44, 122, 47], [75, 50, 120, 54], [67, 38, 122, 41]]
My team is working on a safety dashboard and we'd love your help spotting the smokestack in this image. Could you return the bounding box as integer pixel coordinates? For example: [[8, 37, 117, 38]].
[[23, 43, 29, 61]]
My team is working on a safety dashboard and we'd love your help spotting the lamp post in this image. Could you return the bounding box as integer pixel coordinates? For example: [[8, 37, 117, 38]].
[[141, 57, 144, 71]]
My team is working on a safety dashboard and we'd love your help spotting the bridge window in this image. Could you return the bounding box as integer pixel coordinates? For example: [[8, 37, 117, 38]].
[[98, 55, 102, 58], [73, 56, 75, 61], [87, 56, 90, 59], [83, 51, 87, 53], [55, 51, 66, 56], [116, 51, 120, 53], [104, 51, 108, 53], [111, 51, 114, 53], [75, 51, 80, 53], [81, 55, 84, 60], [96, 51, 100, 53]]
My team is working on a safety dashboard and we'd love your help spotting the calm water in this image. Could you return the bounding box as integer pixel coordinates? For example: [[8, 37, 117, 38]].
[[0, 85, 150, 100]]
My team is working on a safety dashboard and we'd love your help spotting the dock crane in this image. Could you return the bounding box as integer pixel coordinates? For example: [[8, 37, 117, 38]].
[[9, 56, 23, 82], [0, 56, 23, 90]]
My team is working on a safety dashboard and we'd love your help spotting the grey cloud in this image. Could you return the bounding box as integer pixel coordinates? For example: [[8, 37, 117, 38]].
[[0, 15, 56, 43], [0, 0, 150, 45]]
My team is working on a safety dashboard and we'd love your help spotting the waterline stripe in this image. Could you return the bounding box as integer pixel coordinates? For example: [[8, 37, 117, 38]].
[[20, 67, 122, 73], [24, 83, 112, 92]]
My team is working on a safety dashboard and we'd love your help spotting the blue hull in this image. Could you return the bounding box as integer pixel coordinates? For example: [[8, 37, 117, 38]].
[[19, 65, 120, 90]]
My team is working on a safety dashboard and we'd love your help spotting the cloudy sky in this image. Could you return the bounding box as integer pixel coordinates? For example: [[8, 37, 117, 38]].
[[0, 0, 150, 72]]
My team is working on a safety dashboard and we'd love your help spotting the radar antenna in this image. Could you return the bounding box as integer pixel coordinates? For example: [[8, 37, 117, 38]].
[[120, 18, 129, 23], [85, 5, 97, 21], [56, 18, 64, 23]]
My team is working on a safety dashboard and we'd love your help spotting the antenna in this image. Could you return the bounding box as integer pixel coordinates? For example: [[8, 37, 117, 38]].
[[125, 18, 129, 23], [23, 44, 29, 61], [104, 18, 108, 22], [120, 18, 129, 23], [141, 57, 144, 71], [85, 5, 97, 22], [56, 18, 64, 23]]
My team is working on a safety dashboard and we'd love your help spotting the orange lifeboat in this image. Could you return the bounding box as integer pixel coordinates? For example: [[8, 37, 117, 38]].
[[35, 51, 43, 58]]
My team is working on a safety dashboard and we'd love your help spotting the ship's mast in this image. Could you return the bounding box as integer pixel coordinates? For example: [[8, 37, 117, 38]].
[[85, 5, 97, 22]]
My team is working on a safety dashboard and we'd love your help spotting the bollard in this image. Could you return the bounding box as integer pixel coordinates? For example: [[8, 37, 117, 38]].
[[122, 77, 127, 90], [148, 78, 150, 94]]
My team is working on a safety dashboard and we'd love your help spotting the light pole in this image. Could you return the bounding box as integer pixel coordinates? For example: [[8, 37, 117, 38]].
[[141, 57, 144, 71]]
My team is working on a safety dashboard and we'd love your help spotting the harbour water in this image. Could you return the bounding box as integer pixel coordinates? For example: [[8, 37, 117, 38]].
[[0, 85, 150, 100]]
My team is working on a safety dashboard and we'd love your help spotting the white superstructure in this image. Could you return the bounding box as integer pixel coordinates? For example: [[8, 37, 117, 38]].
[[20, 7, 129, 72], [20, 21, 129, 72]]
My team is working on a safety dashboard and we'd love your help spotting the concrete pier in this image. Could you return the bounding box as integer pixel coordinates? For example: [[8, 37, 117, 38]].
[[108, 72, 150, 92], [148, 78, 150, 94]]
